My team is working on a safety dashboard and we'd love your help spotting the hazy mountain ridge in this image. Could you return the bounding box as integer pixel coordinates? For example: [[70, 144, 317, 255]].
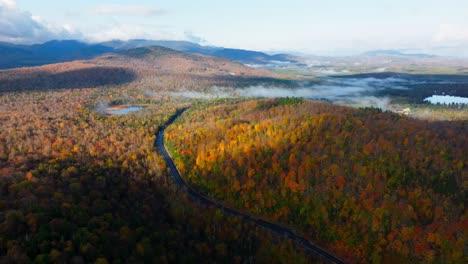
[[0, 39, 299, 69], [100, 39, 297, 64], [363, 50, 436, 58], [0, 40, 114, 69], [0, 45, 280, 92], [2, 39, 468, 79]]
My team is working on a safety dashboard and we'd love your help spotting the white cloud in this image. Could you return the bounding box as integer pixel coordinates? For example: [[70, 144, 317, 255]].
[[0, 0, 15, 9], [0, 1, 82, 44], [87, 24, 179, 42], [90, 5, 166, 17], [433, 24, 468, 44], [184, 31, 206, 44]]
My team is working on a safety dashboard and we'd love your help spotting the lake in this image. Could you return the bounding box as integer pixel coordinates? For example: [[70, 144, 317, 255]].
[[424, 95, 468, 105]]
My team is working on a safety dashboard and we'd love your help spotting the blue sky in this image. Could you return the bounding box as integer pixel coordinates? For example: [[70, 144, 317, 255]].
[[1, 0, 468, 55]]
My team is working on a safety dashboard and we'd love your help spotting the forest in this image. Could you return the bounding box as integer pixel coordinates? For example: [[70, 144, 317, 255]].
[[166, 98, 467, 263], [0, 46, 289, 94], [0, 89, 315, 263], [0, 44, 466, 263]]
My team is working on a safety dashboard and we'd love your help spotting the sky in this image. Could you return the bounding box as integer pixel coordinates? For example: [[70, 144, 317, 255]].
[[1, 0, 468, 56]]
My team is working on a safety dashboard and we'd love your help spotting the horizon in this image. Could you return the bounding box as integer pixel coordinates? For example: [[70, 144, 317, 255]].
[[1, 0, 468, 56], [1, 38, 462, 58]]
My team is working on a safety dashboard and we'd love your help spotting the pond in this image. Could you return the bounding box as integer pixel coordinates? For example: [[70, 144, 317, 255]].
[[107, 106, 143, 115]]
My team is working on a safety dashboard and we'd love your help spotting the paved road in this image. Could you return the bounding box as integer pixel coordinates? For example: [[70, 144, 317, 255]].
[[155, 108, 345, 264]]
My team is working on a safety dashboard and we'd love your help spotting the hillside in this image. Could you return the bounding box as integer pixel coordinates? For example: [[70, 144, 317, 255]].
[[0, 46, 284, 93], [96, 46, 275, 77], [100, 39, 298, 65], [0, 92, 313, 263], [166, 99, 467, 263]]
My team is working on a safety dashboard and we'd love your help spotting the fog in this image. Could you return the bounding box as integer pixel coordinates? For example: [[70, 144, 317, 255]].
[[228, 77, 407, 110], [147, 77, 420, 110], [334, 96, 391, 110], [95, 101, 109, 114]]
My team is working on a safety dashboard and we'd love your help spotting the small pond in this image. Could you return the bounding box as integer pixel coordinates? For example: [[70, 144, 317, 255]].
[[107, 106, 143, 115]]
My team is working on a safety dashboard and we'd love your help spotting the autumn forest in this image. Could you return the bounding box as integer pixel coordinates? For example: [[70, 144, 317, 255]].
[[167, 98, 466, 262], [0, 44, 467, 264]]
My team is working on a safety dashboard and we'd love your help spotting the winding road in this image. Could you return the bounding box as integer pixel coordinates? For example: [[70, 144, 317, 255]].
[[155, 108, 345, 264]]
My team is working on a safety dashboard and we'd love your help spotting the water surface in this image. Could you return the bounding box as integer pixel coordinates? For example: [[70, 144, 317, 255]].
[[424, 95, 468, 105], [108, 106, 143, 115]]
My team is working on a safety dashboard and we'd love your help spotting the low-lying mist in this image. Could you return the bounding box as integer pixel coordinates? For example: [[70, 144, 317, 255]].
[[147, 77, 421, 110], [95, 101, 109, 114]]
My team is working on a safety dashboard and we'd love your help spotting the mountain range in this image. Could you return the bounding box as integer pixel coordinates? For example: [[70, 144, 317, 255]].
[[0, 39, 298, 69], [0, 39, 446, 73], [362, 50, 436, 58], [0, 45, 283, 93], [0, 40, 114, 69]]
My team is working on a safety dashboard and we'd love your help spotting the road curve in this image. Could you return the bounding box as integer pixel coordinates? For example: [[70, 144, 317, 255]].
[[155, 108, 345, 264]]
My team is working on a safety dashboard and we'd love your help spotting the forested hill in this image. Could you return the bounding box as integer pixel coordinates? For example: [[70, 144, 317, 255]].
[[0, 45, 282, 93], [95, 45, 275, 78], [166, 98, 467, 263]]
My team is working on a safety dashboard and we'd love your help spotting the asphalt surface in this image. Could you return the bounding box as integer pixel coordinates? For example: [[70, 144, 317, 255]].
[[155, 108, 345, 264]]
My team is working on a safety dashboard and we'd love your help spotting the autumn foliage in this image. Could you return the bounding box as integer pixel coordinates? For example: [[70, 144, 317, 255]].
[[0, 91, 313, 263], [167, 98, 467, 263]]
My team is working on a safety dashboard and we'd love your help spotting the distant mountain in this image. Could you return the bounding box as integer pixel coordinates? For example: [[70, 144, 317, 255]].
[[0, 45, 282, 92], [100, 39, 218, 54], [100, 39, 297, 65], [363, 50, 436, 58], [211, 48, 294, 64], [0, 40, 114, 69], [32, 40, 113, 59], [0, 39, 298, 69], [117, 45, 186, 59], [99, 45, 276, 79]]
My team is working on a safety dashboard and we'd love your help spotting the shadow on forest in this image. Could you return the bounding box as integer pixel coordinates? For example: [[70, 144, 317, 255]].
[[0, 67, 137, 92], [0, 153, 308, 263]]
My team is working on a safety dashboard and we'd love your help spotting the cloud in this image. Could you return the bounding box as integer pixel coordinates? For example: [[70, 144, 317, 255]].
[[85, 4, 171, 42], [0, 0, 82, 44], [422, 24, 468, 56], [90, 5, 166, 17], [87, 24, 179, 42], [0, 0, 15, 9], [184, 31, 206, 44], [433, 24, 468, 44]]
